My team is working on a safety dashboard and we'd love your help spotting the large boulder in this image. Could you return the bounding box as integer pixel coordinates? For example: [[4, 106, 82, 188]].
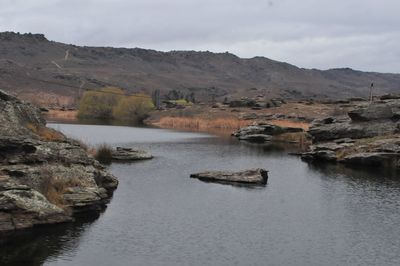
[[0, 90, 118, 237], [309, 117, 400, 142], [190, 168, 268, 185], [348, 101, 400, 122]]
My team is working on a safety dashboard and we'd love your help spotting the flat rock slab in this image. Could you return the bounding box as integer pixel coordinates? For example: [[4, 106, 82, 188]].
[[238, 134, 273, 143], [111, 147, 153, 161], [190, 168, 268, 185]]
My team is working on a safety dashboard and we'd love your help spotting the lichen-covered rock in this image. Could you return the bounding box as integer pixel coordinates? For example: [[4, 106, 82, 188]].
[[348, 100, 400, 122], [0, 90, 118, 237], [238, 134, 273, 143], [111, 147, 153, 161], [190, 168, 268, 185], [233, 123, 304, 143]]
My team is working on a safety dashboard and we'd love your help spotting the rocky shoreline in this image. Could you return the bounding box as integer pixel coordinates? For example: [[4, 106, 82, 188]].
[[0, 90, 118, 238], [301, 96, 400, 169]]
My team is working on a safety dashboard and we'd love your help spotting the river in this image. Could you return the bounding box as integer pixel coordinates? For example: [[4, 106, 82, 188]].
[[3, 123, 400, 266]]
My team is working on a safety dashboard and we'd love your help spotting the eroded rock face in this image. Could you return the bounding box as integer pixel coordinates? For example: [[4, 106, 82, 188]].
[[0, 90, 118, 237], [190, 168, 268, 185], [303, 99, 400, 170]]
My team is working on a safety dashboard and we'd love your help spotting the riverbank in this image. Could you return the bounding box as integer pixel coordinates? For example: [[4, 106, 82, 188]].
[[0, 90, 118, 238], [44, 101, 332, 133], [4, 121, 400, 266]]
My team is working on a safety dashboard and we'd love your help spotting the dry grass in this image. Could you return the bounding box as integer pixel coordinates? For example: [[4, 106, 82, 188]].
[[26, 123, 65, 141], [154, 117, 251, 131], [44, 109, 78, 121], [94, 144, 113, 164], [39, 168, 83, 208]]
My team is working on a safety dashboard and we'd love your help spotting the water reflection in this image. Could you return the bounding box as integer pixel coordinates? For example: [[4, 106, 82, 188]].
[[306, 160, 400, 183], [3, 124, 400, 266], [0, 215, 99, 266]]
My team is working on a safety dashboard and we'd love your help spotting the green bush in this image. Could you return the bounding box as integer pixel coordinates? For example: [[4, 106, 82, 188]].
[[77, 87, 154, 122], [113, 94, 154, 123], [78, 87, 123, 120]]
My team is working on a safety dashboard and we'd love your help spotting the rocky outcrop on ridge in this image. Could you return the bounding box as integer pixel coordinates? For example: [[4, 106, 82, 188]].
[[0, 90, 118, 237]]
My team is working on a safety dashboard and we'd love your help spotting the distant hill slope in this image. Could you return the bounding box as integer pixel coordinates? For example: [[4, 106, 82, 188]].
[[0, 31, 399, 106]]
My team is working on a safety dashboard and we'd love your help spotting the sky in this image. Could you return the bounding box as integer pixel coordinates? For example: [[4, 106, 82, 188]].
[[1, 0, 399, 73]]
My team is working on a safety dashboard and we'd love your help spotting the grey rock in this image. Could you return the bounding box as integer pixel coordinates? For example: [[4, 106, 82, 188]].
[[301, 150, 337, 162], [190, 168, 268, 185], [334, 138, 356, 144], [0, 90, 118, 237], [233, 123, 304, 143], [348, 103, 393, 122], [111, 147, 153, 161], [238, 134, 273, 143], [309, 117, 399, 142]]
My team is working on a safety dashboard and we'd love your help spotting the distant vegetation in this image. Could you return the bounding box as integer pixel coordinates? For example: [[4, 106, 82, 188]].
[[78, 87, 154, 123]]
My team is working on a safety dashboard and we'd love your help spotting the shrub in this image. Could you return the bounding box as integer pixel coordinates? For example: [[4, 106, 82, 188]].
[[112, 94, 154, 123], [94, 143, 113, 164], [78, 87, 154, 122], [78, 87, 124, 120]]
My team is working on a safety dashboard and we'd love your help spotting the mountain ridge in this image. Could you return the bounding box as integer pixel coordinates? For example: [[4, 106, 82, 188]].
[[0, 31, 399, 106]]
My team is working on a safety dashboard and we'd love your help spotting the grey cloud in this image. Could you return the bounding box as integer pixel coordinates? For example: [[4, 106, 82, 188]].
[[0, 0, 399, 72]]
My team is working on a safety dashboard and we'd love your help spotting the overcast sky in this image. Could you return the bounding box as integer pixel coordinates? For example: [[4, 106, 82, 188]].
[[1, 0, 399, 73]]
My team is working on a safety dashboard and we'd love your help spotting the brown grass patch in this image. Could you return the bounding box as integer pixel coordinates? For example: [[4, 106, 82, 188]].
[[39, 168, 83, 208], [43, 109, 78, 122], [154, 117, 251, 131], [26, 123, 65, 142]]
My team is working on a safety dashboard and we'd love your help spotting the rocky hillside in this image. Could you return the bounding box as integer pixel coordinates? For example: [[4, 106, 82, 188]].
[[1, 31, 400, 106], [0, 90, 118, 238]]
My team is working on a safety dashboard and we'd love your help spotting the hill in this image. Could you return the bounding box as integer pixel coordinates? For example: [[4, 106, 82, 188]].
[[1, 31, 399, 107]]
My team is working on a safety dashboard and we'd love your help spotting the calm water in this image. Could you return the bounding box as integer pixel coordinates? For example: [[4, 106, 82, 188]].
[[2, 124, 400, 266]]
